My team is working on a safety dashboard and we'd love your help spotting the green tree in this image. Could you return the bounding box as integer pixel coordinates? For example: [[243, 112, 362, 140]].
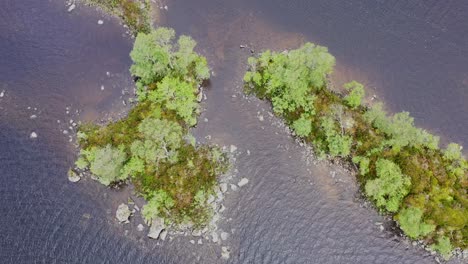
[[88, 144, 128, 186], [431, 236, 453, 260], [130, 28, 175, 87], [193, 189, 208, 206], [321, 116, 352, 157], [352, 156, 370, 175], [75, 157, 88, 170], [174, 36, 210, 81], [344, 81, 365, 109], [142, 190, 175, 222], [131, 118, 183, 164], [120, 156, 145, 178], [148, 77, 199, 126], [396, 207, 435, 239], [292, 115, 312, 137], [444, 143, 463, 161], [364, 104, 439, 151], [365, 159, 411, 212], [244, 42, 333, 116]]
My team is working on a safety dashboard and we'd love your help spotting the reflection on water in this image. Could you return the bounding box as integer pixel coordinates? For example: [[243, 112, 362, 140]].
[[1, 0, 467, 263]]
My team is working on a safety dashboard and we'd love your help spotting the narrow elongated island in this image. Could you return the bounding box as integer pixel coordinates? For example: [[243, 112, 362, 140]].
[[243, 43, 467, 259]]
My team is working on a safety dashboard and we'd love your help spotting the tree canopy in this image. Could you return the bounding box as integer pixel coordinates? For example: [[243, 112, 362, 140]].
[[365, 159, 411, 212], [148, 77, 199, 126], [397, 207, 435, 239], [131, 118, 183, 164], [244, 42, 334, 115], [88, 144, 128, 186], [130, 28, 210, 101]]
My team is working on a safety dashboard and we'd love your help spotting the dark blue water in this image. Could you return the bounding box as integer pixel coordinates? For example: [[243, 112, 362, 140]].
[[1, 0, 466, 263]]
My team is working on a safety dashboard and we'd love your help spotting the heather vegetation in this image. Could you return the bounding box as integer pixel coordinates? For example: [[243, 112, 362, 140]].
[[85, 0, 151, 33], [244, 43, 467, 257], [75, 27, 228, 227]]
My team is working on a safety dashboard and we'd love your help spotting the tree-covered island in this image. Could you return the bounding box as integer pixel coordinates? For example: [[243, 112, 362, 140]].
[[243, 43, 467, 259], [74, 27, 229, 232]]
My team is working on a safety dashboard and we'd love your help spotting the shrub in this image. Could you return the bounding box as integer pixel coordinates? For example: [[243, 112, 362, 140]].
[[89, 144, 128, 186], [120, 157, 145, 178], [444, 143, 463, 161], [352, 156, 370, 175], [365, 159, 411, 212], [292, 115, 312, 137], [396, 207, 435, 239], [321, 116, 352, 157], [344, 81, 365, 109], [431, 236, 453, 260], [142, 190, 175, 222]]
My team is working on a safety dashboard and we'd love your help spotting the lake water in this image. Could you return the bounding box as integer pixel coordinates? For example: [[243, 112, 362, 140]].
[[0, 0, 466, 263]]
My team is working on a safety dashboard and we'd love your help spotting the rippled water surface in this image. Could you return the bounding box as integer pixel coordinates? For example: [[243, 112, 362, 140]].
[[1, 0, 467, 263]]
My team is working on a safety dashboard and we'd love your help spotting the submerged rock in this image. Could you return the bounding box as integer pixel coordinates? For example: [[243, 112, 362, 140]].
[[116, 203, 131, 223], [30, 132, 38, 139], [147, 218, 165, 239]]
